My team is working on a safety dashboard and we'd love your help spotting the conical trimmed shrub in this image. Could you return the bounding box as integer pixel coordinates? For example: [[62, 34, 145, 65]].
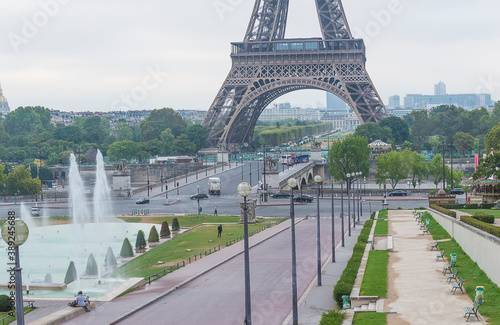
[[120, 237, 134, 258], [135, 230, 147, 250], [105, 247, 118, 269], [172, 218, 180, 231], [86, 253, 98, 276], [64, 261, 77, 284], [160, 221, 171, 237], [148, 225, 159, 243], [44, 273, 53, 284]]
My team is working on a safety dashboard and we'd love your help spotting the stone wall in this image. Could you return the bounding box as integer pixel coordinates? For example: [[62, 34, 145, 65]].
[[428, 208, 500, 286]]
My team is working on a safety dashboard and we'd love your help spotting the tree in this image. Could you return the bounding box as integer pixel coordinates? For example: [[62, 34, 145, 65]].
[[160, 221, 171, 237], [140, 108, 187, 141], [402, 149, 428, 188], [6, 166, 41, 195], [353, 122, 393, 143], [120, 237, 134, 257], [409, 109, 430, 150], [428, 154, 444, 189], [453, 132, 474, 155], [485, 123, 500, 152], [115, 123, 134, 141], [148, 226, 159, 243], [171, 218, 180, 231], [375, 150, 408, 189], [159, 129, 175, 155], [186, 124, 208, 151], [107, 140, 140, 161], [379, 116, 410, 144], [135, 230, 147, 250], [328, 135, 371, 186], [473, 151, 500, 180], [172, 134, 196, 155], [74, 116, 111, 145]]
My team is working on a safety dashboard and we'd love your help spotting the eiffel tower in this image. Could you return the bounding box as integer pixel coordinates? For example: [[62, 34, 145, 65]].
[[202, 0, 388, 150]]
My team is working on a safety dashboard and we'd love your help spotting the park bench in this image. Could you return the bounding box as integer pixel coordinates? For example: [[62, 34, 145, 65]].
[[436, 250, 445, 261], [430, 241, 439, 251], [463, 301, 481, 322], [451, 277, 465, 295], [422, 226, 429, 235], [446, 268, 458, 283], [442, 261, 455, 274], [24, 300, 34, 308]]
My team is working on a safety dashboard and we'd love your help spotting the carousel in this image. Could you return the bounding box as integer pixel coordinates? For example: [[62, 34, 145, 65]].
[[464, 177, 500, 203]]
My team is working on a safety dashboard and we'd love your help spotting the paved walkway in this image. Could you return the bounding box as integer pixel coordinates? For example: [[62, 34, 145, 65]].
[[385, 210, 481, 324]]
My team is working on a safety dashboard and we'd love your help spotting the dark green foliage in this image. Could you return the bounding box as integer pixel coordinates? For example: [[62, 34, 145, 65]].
[[120, 237, 134, 257], [148, 225, 160, 242], [430, 204, 456, 218], [441, 203, 495, 210], [86, 253, 98, 276], [135, 230, 147, 250], [172, 218, 180, 231], [319, 309, 345, 325], [460, 216, 500, 238], [64, 261, 78, 284], [332, 219, 373, 306], [472, 213, 495, 224], [160, 221, 171, 237], [105, 247, 118, 269], [0, 295, 11, 312]]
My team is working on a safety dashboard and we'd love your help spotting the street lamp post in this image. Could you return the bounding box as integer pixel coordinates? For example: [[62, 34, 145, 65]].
[[147, 166, 150, 197], [450, 143, 454, 190], [351, 173, 356, 228], [287, 178, 298, 325], [357, 172, 361, 223], [442, 142, 446, 190], [314, 175, 322, 286], [340, 179, 345, 247], [197, 185, 200, 215], [2, 218, 29, 325], [346, 173, 351, 236], [237, 182, 252, 325], [331, 180, 335, 262]]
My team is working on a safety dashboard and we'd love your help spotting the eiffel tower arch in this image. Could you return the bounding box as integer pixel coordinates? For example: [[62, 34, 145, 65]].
[[202, 0, 388, 150]]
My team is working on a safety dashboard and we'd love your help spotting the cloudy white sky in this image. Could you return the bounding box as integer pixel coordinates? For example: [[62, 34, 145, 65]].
[[0, 0, 499, 112]]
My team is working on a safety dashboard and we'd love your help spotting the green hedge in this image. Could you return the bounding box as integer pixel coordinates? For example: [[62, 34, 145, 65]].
[[472, 212, 495, 224], [319, 309, 345, 325], [332, 219, 373, 307], [441, 203, 495, 209], [460, 216, 500, 238], [430, 204, 456, 218]]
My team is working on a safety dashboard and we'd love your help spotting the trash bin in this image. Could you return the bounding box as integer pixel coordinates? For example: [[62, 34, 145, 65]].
[[342, 295, 351, 310], [450, 253, 457, 264], [425, 218, 430, 226], [475, 286, 484, 304]]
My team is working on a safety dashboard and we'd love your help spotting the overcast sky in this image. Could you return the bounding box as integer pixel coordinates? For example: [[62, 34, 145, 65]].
[[0, 0, 499, 112]]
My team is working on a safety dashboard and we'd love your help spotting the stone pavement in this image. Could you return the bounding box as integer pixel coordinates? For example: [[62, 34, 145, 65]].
[[385, 210, 483, 324]]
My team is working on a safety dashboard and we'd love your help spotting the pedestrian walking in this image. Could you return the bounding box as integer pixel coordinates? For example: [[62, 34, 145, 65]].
[[217, 224, 222, 238], [214, 206, 218, 216]]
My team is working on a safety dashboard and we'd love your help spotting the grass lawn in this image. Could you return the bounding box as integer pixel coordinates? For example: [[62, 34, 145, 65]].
[[111, 223, 266, 278], [374, 220, 388, 235], [118, 214, 243, 227], [424, 212, 451, 240], [427, 213, 500, 324], [359, 250, 388, 297], [378, 210, 388, 219], [352, 312, 386, 324], [0, 307, 35, 324], [458, 209, 500, 218]]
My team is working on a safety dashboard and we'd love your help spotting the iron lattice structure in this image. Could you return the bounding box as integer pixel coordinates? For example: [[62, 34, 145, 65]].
[[202, 0, 388, 149]]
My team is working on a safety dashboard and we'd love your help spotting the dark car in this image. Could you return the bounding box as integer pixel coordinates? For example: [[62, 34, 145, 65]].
[[271, 192, 290, 199], [388, 190, 407, 197], [191, 193, 209, 200], [450, 188, 464, 195], [136, 198, 150, 204], [293, 195, 313, 203]]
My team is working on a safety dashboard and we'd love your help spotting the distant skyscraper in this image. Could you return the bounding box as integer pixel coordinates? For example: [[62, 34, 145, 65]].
[[388, 95, 400, 109], [326, 92, 348, 111], [0, 83, 10, 114], [434, 81, 446, 96]]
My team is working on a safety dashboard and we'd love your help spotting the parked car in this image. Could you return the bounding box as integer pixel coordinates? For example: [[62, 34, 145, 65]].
[[136, 198, 150, 204], [191, 193, 209, 200], [450, 188, 464, 195], [271, 192, 290, 199], [30, 207, 40, 216], [388, 190, 407, 197], [293, 195, 313, 203]]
